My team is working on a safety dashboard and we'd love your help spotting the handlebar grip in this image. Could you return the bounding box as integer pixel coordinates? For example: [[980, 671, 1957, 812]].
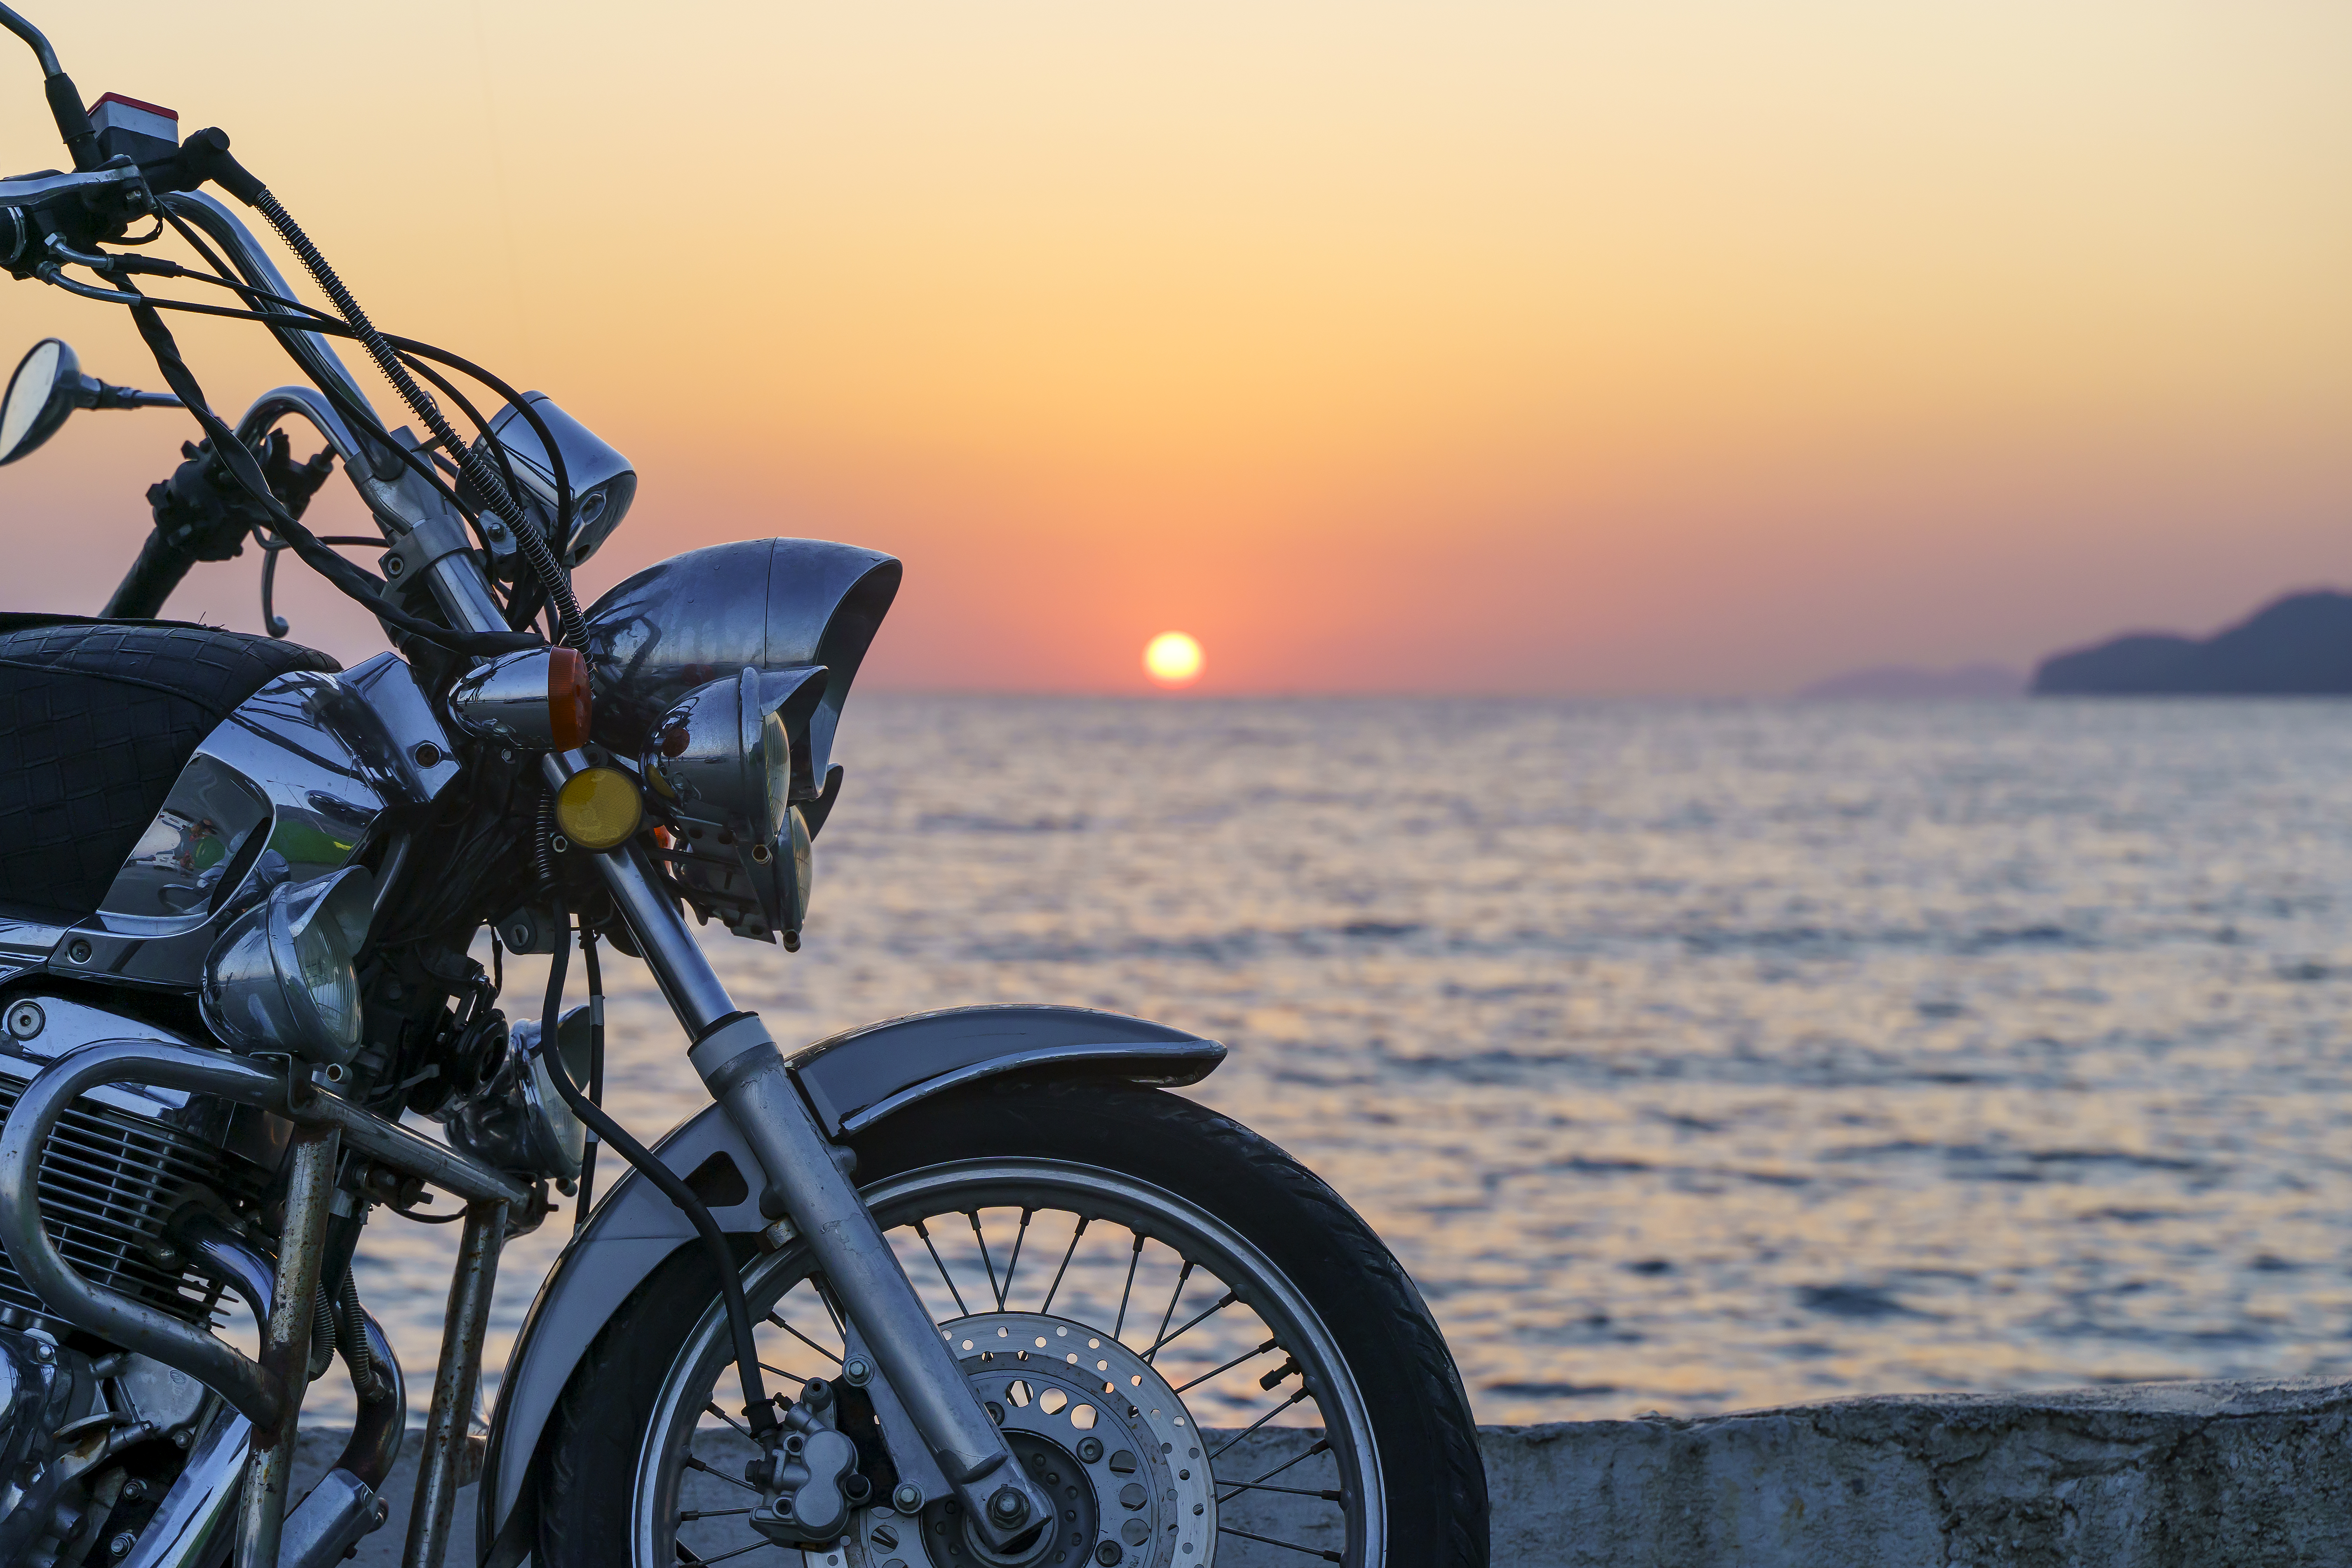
[[103, 526, 199, 619]]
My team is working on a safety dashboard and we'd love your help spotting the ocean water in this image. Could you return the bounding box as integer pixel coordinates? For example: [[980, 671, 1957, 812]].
[[344, 695, 2352, 1429]]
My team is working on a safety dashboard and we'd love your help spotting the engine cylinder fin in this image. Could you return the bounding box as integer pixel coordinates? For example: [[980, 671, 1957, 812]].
[[0, 1068, 270, 1326]]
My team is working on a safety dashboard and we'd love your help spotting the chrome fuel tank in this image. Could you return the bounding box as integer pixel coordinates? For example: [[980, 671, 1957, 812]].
[[2, 653, 458, 992]]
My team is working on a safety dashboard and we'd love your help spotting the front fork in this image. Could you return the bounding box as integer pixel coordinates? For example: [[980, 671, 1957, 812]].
[[565, 764, 1055, 1550]]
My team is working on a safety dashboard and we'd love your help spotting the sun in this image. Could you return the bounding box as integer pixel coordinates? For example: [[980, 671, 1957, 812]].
[[1143, 631, 1204, 688]]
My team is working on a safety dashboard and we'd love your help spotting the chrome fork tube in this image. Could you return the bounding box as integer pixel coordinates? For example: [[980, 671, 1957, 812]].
[[589, 836, 737, 1031], [239, 1125, 339, 1568], [576, 800, 1056, 1548]]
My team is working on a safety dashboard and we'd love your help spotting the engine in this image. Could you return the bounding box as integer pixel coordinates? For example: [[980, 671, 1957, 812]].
[[0, 1018, 272, 1330], [0, 999, 275, 1563]]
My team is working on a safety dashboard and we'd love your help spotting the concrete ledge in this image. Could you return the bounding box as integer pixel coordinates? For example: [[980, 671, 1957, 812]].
[[303, 1377, 2352, 1566], [1489, 1377, 2352, 1568]]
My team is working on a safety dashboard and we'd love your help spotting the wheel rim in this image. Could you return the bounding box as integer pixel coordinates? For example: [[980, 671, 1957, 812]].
[[632, 1157, 1386, 1567]]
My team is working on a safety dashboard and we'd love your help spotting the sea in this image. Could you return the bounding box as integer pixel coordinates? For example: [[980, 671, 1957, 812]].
[[339, 694, 2352, 1429]]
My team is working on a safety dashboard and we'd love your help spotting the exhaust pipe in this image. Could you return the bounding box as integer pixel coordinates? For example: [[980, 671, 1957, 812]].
[[120, 1219, 408, 1568]]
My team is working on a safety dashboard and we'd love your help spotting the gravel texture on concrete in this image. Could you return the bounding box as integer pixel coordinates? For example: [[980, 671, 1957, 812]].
[[303, 1376, 2352, 1566]]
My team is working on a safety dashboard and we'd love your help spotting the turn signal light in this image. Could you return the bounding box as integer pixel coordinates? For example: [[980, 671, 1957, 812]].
[[555, 766, 643, 851], [448, 646, 594, 752], [548, 648, 590, 750]]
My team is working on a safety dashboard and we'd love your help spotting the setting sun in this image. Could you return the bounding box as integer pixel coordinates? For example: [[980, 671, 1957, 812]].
[[1143, 632, 1204, 688]]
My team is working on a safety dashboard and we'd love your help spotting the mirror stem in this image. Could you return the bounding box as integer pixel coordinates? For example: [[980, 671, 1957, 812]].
[[0, 4, 58, 73], [81, 377, 179, 411]]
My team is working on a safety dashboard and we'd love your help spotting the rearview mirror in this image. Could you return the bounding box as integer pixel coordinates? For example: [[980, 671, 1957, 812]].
[[0, 338, 79, 467], [0, 338, 182, 467]]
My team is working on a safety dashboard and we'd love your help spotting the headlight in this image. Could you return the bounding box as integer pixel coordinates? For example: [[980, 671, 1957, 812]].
[[198, 866, 376, 1064], [643, 667, 825, 842], [641, 667, 826, 944], [470, 393, 637, 568], [581, 538, 901, 785]]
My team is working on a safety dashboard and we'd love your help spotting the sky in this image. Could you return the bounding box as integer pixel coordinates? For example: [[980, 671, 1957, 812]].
[[2, 1, 2348, 694]]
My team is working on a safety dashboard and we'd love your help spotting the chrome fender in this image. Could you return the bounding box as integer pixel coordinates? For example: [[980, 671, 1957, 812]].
[[478, 1004, 1223, 1560]]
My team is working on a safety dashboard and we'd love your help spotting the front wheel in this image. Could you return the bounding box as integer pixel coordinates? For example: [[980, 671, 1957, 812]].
[[532, 1079, 1487, 1567]]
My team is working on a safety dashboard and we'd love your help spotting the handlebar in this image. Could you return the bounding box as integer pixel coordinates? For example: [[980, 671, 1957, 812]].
[[0, 3, 98, 171]]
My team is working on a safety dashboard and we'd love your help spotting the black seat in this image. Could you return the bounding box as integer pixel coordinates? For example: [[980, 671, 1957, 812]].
[[0, 616, 339, 925]]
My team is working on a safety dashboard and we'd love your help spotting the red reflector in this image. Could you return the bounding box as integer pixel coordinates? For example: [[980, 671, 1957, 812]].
[[89, 92, 178, 121], [549, 648, 591, 751]]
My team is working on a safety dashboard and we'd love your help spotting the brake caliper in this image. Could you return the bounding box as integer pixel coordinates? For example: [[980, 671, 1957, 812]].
[[746, 1377, 866, 1546]]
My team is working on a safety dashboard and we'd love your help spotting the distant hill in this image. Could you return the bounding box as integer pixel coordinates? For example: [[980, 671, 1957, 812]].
[[1798, 663, 2024, 699], [2033, 591, 2352, 695]]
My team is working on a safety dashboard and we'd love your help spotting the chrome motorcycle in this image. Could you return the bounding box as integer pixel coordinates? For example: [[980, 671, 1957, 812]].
[[0, 11, 1485, 1566]]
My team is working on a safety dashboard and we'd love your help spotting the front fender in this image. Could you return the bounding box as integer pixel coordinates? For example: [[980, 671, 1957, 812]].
[[478, 1004, 1222, 1562]]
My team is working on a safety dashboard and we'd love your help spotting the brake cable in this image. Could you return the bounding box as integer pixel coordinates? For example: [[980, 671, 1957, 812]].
[[576, 930, 608, 1230], [536, 915, 779, 1435]]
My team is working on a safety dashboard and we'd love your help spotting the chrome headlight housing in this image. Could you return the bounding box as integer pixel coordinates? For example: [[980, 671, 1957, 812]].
[[642, 667, 798, 832], [641, 667, 825, 944], [471, 393, 637, 568], [198, 866, 376, 1064]]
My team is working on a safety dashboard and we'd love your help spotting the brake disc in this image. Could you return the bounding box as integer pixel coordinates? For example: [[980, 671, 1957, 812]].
[[858, 1312, 1218, 1568]]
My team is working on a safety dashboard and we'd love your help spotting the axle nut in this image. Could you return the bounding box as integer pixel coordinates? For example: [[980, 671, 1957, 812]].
[[987, 1485, 1030, 1525]]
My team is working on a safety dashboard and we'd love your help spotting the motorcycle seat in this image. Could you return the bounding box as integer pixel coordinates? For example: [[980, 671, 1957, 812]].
[[0, 615, 339, 926]]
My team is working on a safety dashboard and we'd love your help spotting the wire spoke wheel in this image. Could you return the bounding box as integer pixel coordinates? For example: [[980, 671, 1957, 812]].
[[641, 1161, 1377, 1567], [536, 1082, 1485, 1568]]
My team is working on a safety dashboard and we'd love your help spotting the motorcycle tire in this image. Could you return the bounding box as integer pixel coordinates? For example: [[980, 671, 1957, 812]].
[[530, 1077, 1487, 1568]]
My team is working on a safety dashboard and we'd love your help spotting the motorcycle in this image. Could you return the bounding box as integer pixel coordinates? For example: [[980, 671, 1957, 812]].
[[0, 9, 1486, 1566]]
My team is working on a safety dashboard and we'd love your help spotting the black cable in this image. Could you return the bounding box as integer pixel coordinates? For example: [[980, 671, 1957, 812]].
[[575, 930, 607, 1232], [536, 914, 776, 1434], [128, 223, 491, 555], [0, 4, 62, 73], [392, 349, 552, 634], [116, 285, 539, 657], [239, 186, 588, 653], [151, 208, 505, 559], [378, 332, 575, 561], [157, 202, 239, 283], [59, 227, 577, 578], [396, 350, 529, 537]]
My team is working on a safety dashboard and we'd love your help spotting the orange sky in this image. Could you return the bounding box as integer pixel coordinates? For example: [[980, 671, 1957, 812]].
[[4, 1, 2349, 692]]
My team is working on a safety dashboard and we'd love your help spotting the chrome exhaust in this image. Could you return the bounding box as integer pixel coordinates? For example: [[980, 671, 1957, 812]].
[[118, 1220, 410, 1568]]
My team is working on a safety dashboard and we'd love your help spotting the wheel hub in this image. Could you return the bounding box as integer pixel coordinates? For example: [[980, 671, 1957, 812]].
[[868, 1312, 1215, 1568]]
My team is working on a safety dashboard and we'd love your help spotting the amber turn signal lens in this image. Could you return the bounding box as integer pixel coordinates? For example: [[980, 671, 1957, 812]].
[[549, 648, 591, 751], [554, 767, 642, 851]]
